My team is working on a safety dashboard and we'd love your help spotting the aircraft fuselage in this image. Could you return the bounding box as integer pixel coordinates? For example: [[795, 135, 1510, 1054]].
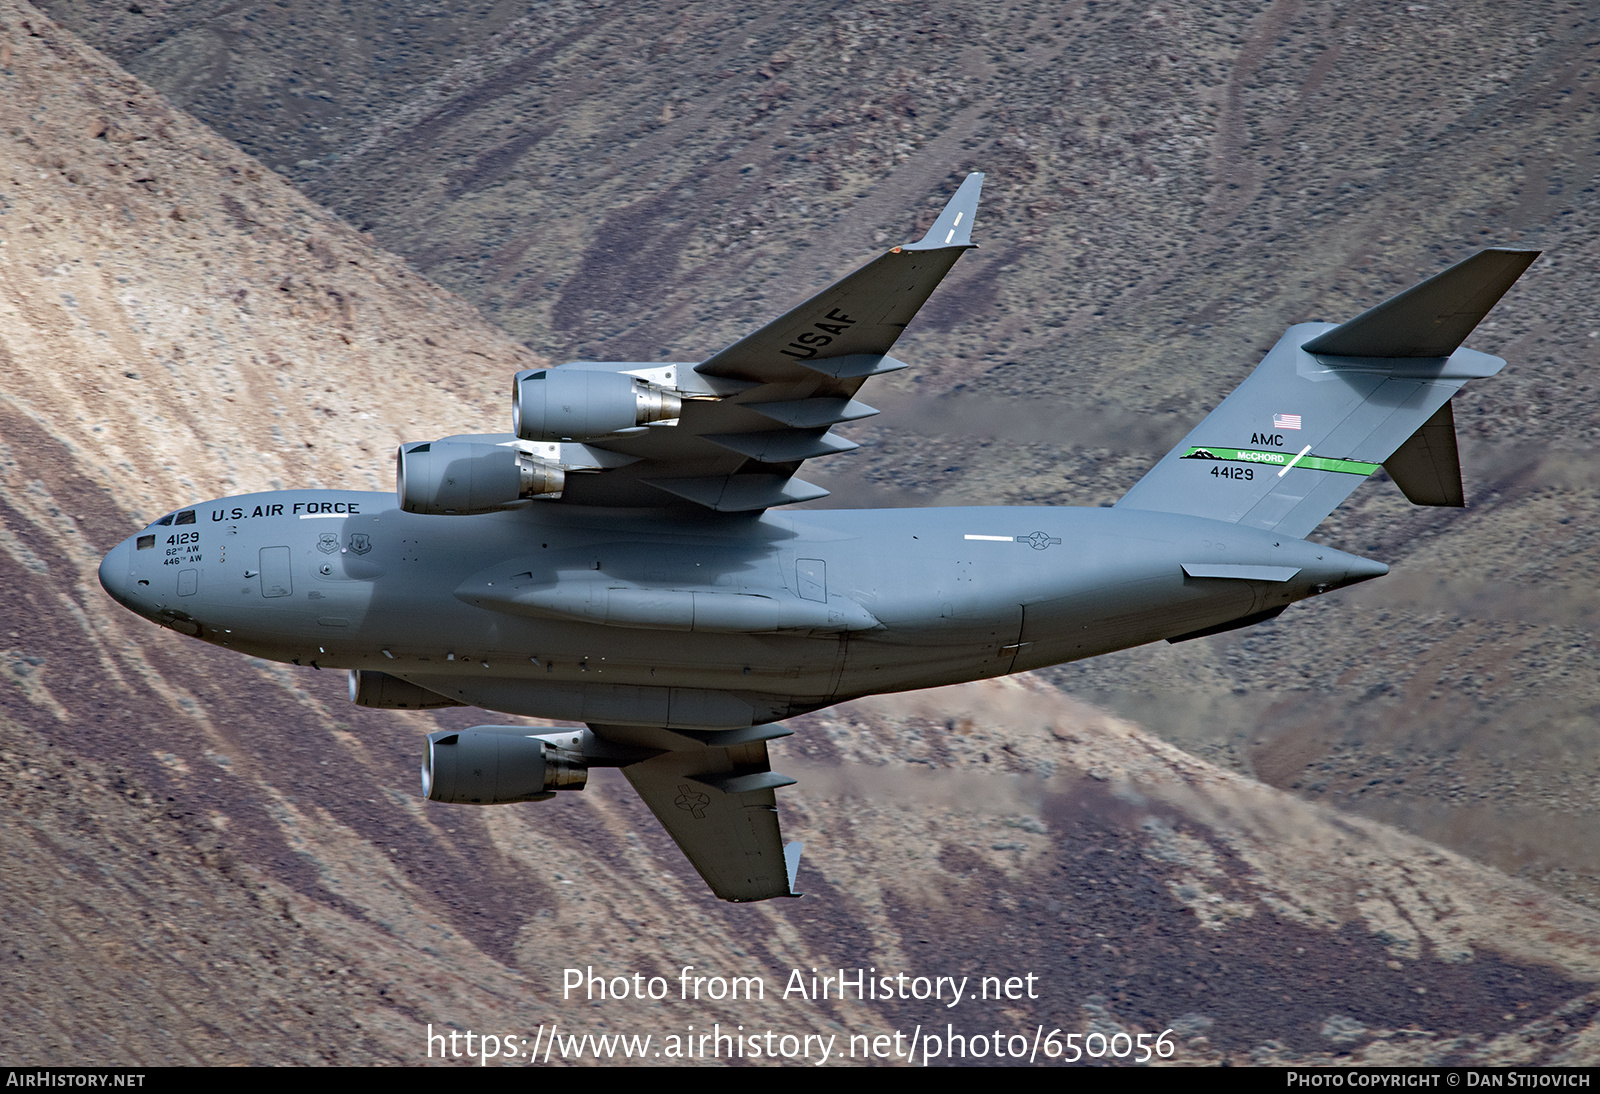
[[99, 490, 1384, 728]]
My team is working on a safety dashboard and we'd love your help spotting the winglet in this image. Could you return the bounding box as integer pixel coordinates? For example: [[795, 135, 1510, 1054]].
[[784, 840, 804, 896], [903, 172, 984, 251]]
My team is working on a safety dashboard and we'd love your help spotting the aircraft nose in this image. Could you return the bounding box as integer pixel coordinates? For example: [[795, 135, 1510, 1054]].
[[98, 539, 136, 610]]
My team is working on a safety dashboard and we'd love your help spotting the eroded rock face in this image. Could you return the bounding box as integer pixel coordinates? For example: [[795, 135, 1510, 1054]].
[[5, 0, 1600, 1066]]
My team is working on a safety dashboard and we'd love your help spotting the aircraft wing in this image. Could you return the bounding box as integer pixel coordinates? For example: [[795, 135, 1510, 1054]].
[[592, 725, 803, 901], [552, 173, 984, 511]]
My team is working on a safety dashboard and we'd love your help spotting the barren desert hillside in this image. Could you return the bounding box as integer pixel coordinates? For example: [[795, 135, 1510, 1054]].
[[3, 0, 1600, 1065], [38, 0, 1600, 907]]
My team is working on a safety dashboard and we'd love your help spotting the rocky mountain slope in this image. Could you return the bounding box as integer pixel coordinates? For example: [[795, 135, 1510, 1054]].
[[3, 0, 1600, 1065], [37, 0, 1600, 909]]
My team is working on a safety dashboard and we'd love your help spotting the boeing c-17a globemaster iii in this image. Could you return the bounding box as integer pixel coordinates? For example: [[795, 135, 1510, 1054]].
[[99, 173, 1538, 902]]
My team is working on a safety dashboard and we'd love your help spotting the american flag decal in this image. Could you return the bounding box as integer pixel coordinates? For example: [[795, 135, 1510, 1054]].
[[1273, 413, 1302, 430]]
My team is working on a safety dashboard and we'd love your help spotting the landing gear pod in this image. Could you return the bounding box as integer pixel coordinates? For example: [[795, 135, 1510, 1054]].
[[395, 441, 563, 514], [512, 367, 680, 441], [421, 727, 588, 804], [349, 670, 465, 709]]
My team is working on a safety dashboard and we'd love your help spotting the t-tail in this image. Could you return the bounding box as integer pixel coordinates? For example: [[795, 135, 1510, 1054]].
[[1117, 248, 1539, 537]]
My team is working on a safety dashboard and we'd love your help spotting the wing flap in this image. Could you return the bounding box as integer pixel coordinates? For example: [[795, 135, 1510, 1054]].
[[702, 429, 859, 462], [799, 353, 911, 380], [744, 397, 879, 429], [644, 473, 829, 511], [692, 770, 797, 794]]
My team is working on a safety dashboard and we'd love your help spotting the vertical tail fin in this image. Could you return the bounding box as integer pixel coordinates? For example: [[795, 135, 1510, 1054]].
[[1117, 249, 1538, 537]]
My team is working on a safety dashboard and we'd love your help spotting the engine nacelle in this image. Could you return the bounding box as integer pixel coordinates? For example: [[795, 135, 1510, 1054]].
[[348, 669, 465, 709], [421, 727, 588, 804], [396, 440, 563, 515], [512, 367, 681, 441]]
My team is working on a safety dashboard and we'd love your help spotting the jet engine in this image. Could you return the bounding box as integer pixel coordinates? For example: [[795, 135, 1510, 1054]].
[[512, 367, 681, 441], [421, 727, 588, 805], [395, 441, 563, 515]]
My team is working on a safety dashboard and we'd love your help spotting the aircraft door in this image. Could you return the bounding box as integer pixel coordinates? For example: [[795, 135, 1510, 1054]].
[[796, 559, 826, 602], [259, 546, 293, 598]]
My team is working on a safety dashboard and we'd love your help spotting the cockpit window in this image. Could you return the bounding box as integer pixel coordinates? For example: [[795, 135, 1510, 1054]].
[[175, 510, 196, 525], [154, 514, 173, 526]]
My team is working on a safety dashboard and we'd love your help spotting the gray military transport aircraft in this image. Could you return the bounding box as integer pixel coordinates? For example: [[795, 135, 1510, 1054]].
[[99, 172, 1538, 902]]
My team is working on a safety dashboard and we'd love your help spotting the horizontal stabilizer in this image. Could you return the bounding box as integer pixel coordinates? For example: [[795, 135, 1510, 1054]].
[[1382, 401, 1463, 507], [1302, 248, 1538, 358]]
